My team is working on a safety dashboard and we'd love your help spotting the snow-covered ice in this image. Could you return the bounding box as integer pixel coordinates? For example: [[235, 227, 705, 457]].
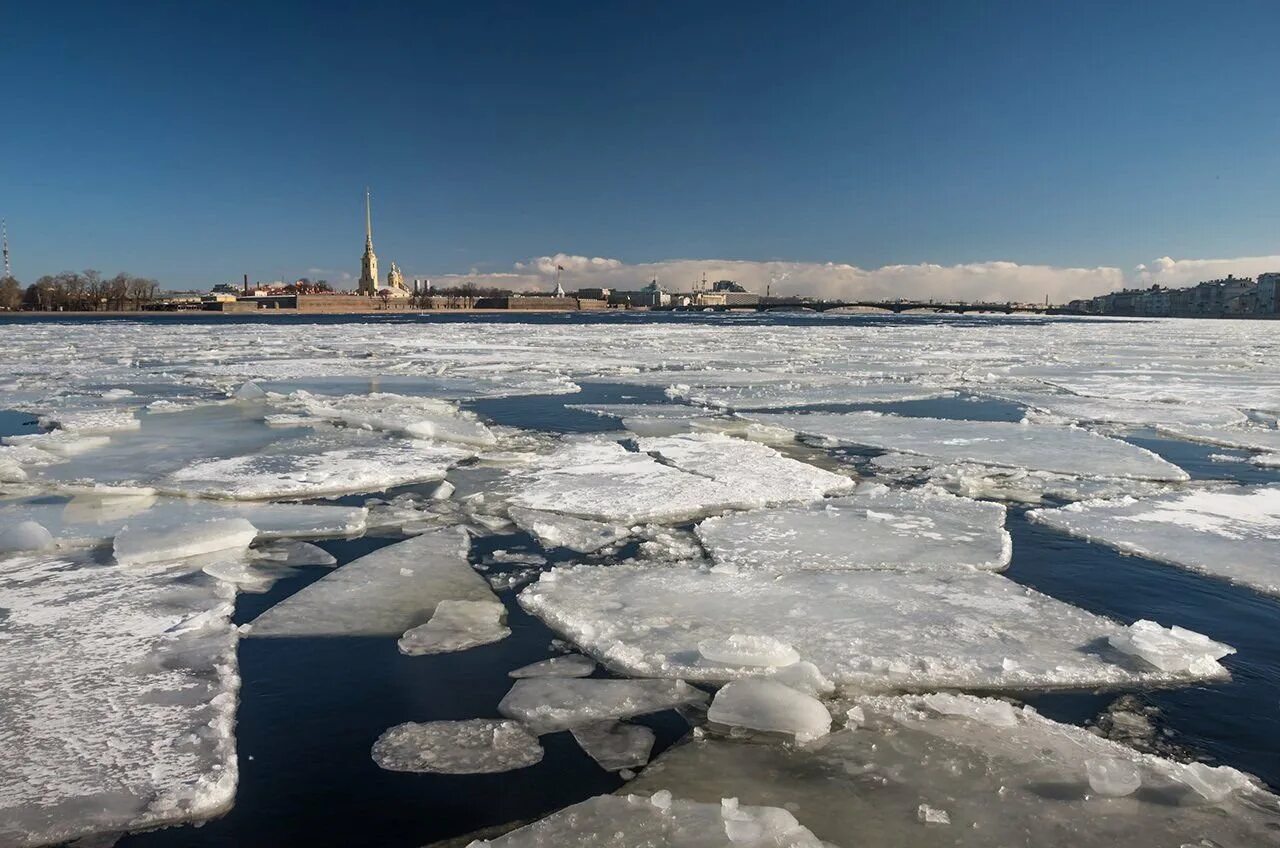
[[519, 561, 1231, 691], [372, 720, 543, 774], [507, 506, 630, 553], [697, 634, 800, 668], [706, 680, 832, 742], [695, 483, 1010, 573], [398, 599, 511, 655], [249, 529, 498, 637], [1028, 485, 1280, 596], [1107, 619, 1235, 674], [466, 792, 825, 847], [747, 411, 1189, 481], [668, 379, 955, 410], [497, 677, 708, 734], [0, 552, 239, 848], [271, 391, 498, 447]]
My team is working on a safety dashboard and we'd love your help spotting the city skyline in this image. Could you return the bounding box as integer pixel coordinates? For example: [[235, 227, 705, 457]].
[[2, 1, 1278, 301]]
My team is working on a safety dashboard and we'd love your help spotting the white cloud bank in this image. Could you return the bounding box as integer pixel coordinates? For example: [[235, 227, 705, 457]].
[[403, 251, 1280, 303]]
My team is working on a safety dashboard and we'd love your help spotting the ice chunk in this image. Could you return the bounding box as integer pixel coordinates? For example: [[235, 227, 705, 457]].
[[698, 634, 801, 668], [1107, 620, 1234, 674], [567, 403, 718, 420], [747, 411, 1189, 481], [670, 379, 955, 410], [39, 406, 141, 434], [1028, 486, 1280, 596], [113, 517, 257, 565], [252, 540, 337, 567], [1175, 761, 1255, 802], [165, 435, 470, 499], [707, 680, 832, 743], [0, 553, 238, 847], [233, 380, 267, 400], [636, 525, 705, 561], [992, 390, 1247, 429], [570, 721, 656, 772], [697, 483, 1010, 574], [1156, 423, 1280, 453], [497, 677, 709, 734], [638, 433, 856, 504], [0, 520, 55, 554], [398, 599, 511, 655], [277, 391, 497, 447], [249, 529, 499, 637], [626, 694, 1279, 846], [509, 654, 597, 678], [508, 506, 630, 553], [467, 792, 825, 847], [1086, 758, 1142, 797], [920, 692, 1018, 727], [917, 804, 950, 825], [520, 562, 1229, 691], [371, 720, 542, 774]]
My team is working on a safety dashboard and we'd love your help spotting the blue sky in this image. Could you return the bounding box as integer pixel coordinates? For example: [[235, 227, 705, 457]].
[[2, 1, 1278, 297]]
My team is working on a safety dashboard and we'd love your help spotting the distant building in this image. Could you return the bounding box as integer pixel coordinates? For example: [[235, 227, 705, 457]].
[[610, 280, 670, 308], [1258, 272, 1280, 314]]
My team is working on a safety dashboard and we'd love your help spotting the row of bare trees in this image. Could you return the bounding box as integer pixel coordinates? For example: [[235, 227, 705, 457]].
[[0, 270, 160, 311], [410, 283, 509, 308]]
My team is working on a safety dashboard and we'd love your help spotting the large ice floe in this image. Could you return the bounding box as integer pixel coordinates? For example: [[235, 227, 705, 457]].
[[498, 678, 709, 734], [747, 411, 1189, 481], [695, 482, 1011, 573], [625, 693, 1280, 847], [668, 378, 956, 410], [249, 529, 499, 637], [267, 391, 498, 447], [372, 720, 544, 775], [467, 792, 826, 847], [1028, 485, 1280, 597], [505, 435, 851, 524], [519, 562, 1232, 691], [0, 552, 239, 848]]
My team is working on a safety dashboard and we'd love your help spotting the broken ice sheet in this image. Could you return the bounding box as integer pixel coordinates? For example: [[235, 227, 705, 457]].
[[468, 792, 825, 848], [669, 379, 956, 410], [509, 654, 597, 678], [507, 506, 629, 553], [372, 720, 543, 774], [570, 721, 656, 772], [747, 411, 1189, 481], [706, 679, 832, 743], [989, 390, 1247, 429], [0, 552, 238, 848], [695, 482, 1011, 574], [398, 599, 511, 655], [270, 391, 498, 447], [497, 677, 709, 734], [1028, 485, 1280, 597], [249, 529, 499, 637], [113, 517, 258, 565], [566, 403, 718, 421], [519, 562, 1230, 691], [626, 694, 1280, 848]]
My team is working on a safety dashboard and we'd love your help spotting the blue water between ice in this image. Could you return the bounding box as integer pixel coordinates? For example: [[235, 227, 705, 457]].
[[2, 317, 1277, 847]]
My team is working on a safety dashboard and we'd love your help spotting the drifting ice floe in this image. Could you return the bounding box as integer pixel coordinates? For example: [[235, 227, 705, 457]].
[[398, 599, 511, 655], [497, 677, 709, 734], [113, 517, 258, 565], [467, 792, 825, 848], [250, 529, 498, 637], [272, 391, 498, 447], [695, 483, 1010, 573], [0, 553, 238, 848], [748, 411, 1189, 481], [992, 390, 1247, 429], [669, 379, 956, 410], [570, 721, 656, 772], [626, 694, 1280, 847], [519, 562, 1231, 691], [509, 654, 597, 678], [372, 720, 543, 774], [1028, 485, 1280, 596], [507, 506, 630, 553], [507, 438, 846, 525], [707, 680, 832, 743], [567, 403, 717, 420]]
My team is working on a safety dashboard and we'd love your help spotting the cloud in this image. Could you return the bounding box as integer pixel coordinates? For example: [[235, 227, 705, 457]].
[[411, 254, 1125, 303], [1134, 254, 1280, 287]]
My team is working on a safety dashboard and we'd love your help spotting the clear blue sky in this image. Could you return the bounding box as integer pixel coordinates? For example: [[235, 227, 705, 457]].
[[2, 0, 1277, 288]]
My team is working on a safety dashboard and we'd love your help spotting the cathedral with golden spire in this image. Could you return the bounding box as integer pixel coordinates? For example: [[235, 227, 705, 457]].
[[356, 188, 379, 296]]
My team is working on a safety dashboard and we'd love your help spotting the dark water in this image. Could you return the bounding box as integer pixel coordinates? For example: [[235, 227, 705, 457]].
[[3, 341, 1277, 847]]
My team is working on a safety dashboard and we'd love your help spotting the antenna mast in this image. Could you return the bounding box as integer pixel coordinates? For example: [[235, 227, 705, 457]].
[[2, 219, 9, 277]]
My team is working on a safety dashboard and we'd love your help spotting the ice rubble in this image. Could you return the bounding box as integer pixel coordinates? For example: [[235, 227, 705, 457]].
[[468, 792, 826, 848], [497, 678, 709, 734], [398, 599, 511, 655], [113, 517, 258, 565], [669, 380, 956, 410], [1107, 619, 1235, 674], [695, 483, 1010, 573], [507, 437, 848, 525], [626, 694, 1280, 847], [698, 635, 800, 668], [509, 654, 597, 678], [270, 391, 498, 447], [0, 552, 238, 848], [707, 680, 832, 743], [372, 720, 543, 774], [990, 390, 1247, 429], [507, 506, 630, 553], [747, 411, 1189, 481], [570, 721, 657, 772], [1028, 486, 1280, 596], [0, 520, 55, 553], [165, 434, 471, 499], [518, 562, 1231, 691], [249, 529, 499, 637]]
